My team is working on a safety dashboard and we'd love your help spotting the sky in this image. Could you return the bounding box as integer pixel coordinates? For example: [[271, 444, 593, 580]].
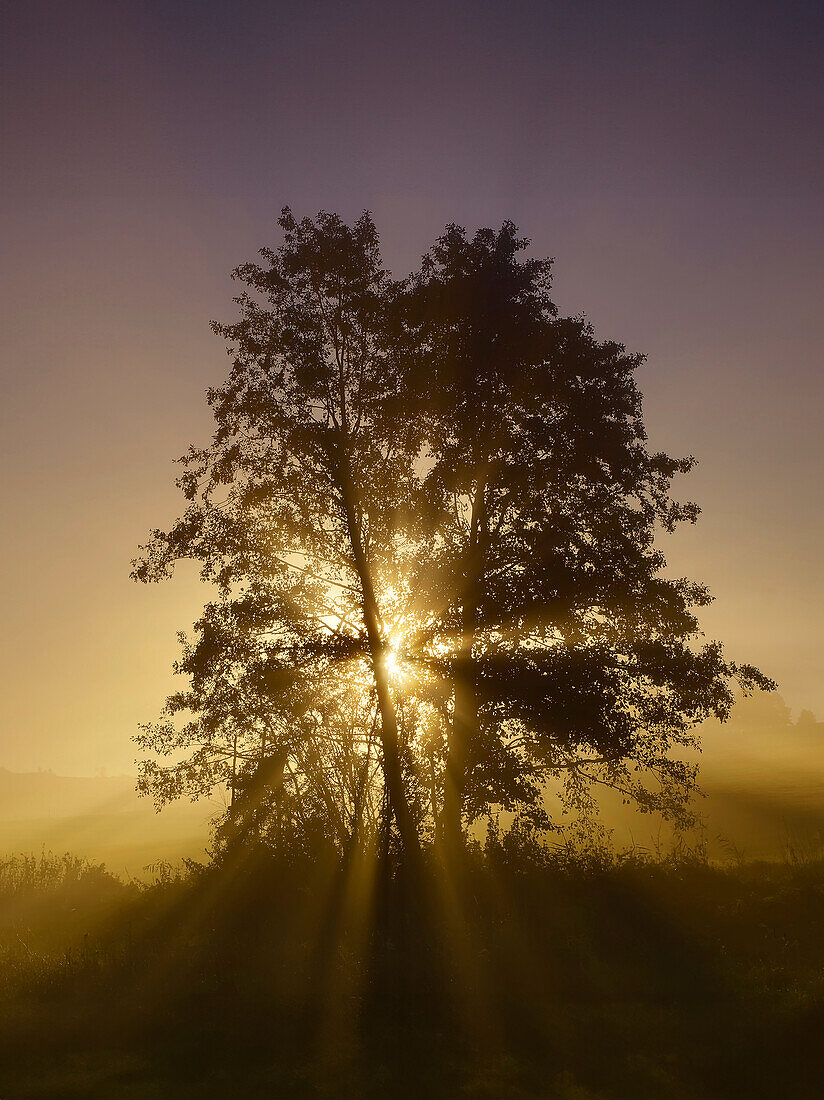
[[1, 0, 822, 775]]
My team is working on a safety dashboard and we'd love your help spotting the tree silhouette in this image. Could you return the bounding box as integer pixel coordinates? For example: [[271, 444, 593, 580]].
[[403, 222, 772, 849], [134, 208, 426, 860], [134, 210, 772, 861]]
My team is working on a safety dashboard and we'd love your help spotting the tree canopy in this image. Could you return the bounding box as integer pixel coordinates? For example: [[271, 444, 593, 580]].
[[133, 208, 772, 863]]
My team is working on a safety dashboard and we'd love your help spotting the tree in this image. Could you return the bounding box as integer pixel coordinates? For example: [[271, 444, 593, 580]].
[[133, 208, 428, 861], [400, 222, 772, 849], [134, 210, 771, 862]]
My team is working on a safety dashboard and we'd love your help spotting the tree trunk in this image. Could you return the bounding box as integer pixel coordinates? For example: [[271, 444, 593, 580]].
[[336, 442, 421, 864], [440, 476, 486, 855]]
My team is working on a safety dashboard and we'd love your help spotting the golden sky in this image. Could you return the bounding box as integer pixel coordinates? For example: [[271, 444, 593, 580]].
[[1, 0, 822, 774]]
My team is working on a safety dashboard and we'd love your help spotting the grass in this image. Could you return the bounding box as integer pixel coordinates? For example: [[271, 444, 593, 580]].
[[0, 845, 823, 1098]]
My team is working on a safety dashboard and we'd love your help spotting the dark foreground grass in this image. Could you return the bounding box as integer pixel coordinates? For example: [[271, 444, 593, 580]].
[[1, 847, 823, 1098]]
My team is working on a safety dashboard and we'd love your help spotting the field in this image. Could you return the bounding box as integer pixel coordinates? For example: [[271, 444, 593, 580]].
[[1, 845, 823, 1099]]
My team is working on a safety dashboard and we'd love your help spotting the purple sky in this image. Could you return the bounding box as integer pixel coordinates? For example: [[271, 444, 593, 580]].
[[1, 0, 822, 773]]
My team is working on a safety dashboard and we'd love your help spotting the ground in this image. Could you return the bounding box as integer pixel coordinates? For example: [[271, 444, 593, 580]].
[[1, 849, 823, 1098]]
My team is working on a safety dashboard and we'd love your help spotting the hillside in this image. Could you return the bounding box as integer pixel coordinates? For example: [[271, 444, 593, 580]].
[[0, 768, 213, 874]]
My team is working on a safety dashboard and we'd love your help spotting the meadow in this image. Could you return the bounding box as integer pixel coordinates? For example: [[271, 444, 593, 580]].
[[1, 843, 823, 1099]]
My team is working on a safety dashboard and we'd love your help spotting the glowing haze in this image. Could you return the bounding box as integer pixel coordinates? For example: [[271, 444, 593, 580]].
[[1, 0, 822, 775]]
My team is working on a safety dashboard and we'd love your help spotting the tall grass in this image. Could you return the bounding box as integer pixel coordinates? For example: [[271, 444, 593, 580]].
[[0, 851, 119, 895], [0, 843, 823, 1097]]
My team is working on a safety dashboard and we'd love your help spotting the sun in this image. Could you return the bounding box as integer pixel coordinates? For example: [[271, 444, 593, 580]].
[[383, 637, 407, 680]]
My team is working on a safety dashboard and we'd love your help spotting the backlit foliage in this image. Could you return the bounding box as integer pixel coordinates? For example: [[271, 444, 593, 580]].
[[133, 210, 772, 858]]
